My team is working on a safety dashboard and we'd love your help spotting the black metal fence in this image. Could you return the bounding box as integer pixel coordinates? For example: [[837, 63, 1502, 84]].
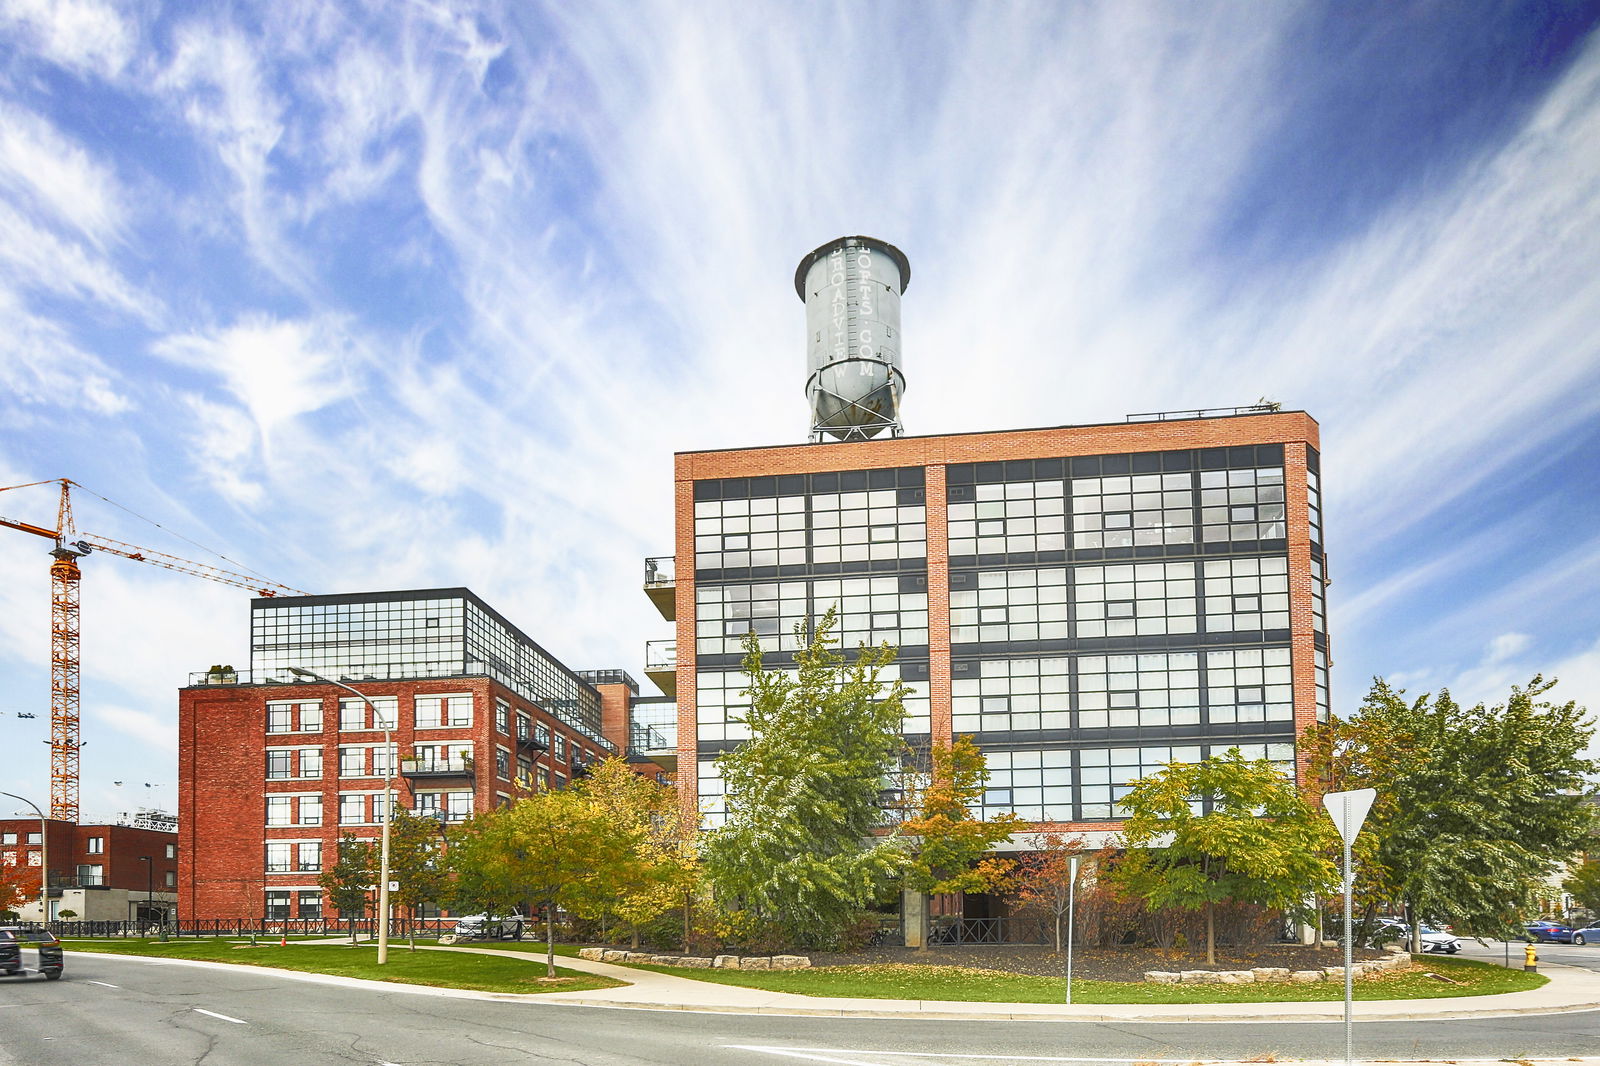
[[929, 916, 1051, 945], [29, 917, 466, 939]]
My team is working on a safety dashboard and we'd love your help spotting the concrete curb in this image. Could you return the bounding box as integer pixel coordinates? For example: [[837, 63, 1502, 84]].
[[65, 946, 1600, 1024]]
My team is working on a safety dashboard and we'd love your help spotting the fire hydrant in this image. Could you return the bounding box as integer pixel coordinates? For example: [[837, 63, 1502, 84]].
[[1524, 942, 1538, 972]]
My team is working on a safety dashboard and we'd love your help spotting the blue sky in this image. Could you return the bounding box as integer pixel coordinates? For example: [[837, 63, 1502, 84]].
[[2, 1, 1599, 822]]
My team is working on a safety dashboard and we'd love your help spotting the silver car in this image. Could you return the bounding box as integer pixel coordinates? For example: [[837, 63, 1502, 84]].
[[451, 914, 524, 941]]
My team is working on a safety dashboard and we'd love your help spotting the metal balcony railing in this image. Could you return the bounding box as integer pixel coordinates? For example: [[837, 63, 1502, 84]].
[[644, 556, 675, 587], [644, 640, 677, 672], [399, 757, 475, 778]]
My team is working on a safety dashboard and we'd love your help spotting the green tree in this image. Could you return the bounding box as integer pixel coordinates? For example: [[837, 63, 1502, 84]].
[[899, 736, 1024, 947], [1565, 860, 1600, 919], [318, 834, 375, 943], [384, 809, 452, 950], [702, 607, 910, 949], [569, 758, 699, 950], [447, 788, 629, 976], [1115, 748, 1339, 965], [1310, 676, 1597, 949]]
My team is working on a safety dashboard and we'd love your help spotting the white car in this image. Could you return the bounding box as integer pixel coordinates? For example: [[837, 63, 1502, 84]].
[[1374, 921, 1459, 953], [451, 914, 525, 941]]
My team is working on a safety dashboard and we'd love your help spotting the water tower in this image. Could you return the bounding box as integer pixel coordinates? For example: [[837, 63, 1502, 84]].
[[794, 236, 910, 442]]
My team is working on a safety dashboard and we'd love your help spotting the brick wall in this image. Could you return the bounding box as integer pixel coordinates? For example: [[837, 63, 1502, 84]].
[[178, 675, 616, 921], [671, 411, 1324, 826]]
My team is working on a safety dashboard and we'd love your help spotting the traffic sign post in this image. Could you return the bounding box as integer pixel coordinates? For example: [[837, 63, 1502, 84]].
[[1322, 788, 1376, 1066]]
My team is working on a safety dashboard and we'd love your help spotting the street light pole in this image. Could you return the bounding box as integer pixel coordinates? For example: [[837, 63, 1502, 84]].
[[1, 791, 47, 921], [138, 855, 152, 929], [288, 667, 394, 965]]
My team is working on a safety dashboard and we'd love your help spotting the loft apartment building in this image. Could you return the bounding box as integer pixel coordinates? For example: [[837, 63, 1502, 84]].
[[0, 816, 178, 923], [178, 588, 671, 922], [647, 237, 1330, 838]]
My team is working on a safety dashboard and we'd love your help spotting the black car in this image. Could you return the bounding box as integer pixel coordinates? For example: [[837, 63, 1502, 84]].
[[0, 926, 65, 980]]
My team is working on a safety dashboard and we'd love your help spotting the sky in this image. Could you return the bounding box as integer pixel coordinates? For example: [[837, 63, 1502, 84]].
[[2, 1, 1600, 824]]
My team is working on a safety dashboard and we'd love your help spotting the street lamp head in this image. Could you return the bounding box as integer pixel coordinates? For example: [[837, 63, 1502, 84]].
[[287, 666, 318, 680]]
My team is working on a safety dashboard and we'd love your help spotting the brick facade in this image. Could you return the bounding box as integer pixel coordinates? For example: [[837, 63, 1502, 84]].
[[177, 675, 621, 922], [671, 411, 1326, 833]]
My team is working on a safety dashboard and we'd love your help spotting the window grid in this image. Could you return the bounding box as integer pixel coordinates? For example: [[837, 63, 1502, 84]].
[[1072, 561, 1198, 638], [695, 665, 932, 743], [1204, 648, 1294, 724], [1199, 467, 1286, 543], [695, 490, 927, 571], [1077, 652, 1201, 729], [1202, 556, 1290, 632], [696, 577, 928, 657], [952, 658, 1072, 734], [1072, 472, 1195, 550]]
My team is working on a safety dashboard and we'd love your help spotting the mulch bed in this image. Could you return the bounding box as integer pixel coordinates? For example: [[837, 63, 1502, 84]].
[[809, 943, 1389, 982]]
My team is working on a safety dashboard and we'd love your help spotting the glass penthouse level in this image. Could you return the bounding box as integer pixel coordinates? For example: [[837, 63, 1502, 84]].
[[250, 588, 607, 746]]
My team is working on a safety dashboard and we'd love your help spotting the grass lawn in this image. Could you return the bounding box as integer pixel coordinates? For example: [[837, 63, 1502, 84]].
[[621, 955, 1546, 1004], [60, 938, 624, 995]]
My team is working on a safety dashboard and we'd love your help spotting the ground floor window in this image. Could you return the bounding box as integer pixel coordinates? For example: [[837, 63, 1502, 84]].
[[265, 891, 291, 920], [298, 892, 322, 920]]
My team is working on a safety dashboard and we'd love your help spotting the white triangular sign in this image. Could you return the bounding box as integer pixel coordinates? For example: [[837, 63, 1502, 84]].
[[1322, 788, 1376, 846]]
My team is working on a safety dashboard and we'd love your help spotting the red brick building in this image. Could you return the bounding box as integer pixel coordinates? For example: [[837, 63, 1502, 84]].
[[1, 817, 177, 923], [647, 237, 1329, 847], [652, 413, 1328, 837], [177, 588, 655, 922]]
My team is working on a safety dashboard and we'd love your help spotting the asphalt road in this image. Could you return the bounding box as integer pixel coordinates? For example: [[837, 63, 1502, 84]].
[[1, 952, 1598, 1066], [1454, 937, 1600, 974]]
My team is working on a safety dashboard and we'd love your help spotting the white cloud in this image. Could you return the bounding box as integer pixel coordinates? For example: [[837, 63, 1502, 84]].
[[152, 314, 356, 450], [93, 702, 173, 752], [0, 102, 126, 245], [0, 0, 136, 78]]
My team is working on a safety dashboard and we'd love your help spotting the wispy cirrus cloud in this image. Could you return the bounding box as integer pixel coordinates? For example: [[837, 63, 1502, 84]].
[[0, 3, 1597, 816]]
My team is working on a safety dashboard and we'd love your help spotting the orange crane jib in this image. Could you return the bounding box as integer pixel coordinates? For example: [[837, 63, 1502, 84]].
[[0, 478, 306, 823]]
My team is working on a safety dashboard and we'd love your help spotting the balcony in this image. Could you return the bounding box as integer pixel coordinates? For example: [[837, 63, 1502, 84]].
[[628, 720, 678, 772], [644, 639, 677, 698], [515, 732, 548, 754], [399, 757, 475, 781], [644, 555, 676, 620]]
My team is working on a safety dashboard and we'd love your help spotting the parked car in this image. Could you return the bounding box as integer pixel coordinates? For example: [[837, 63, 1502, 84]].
[[1524, 921, 1575, 943], [451, 914, 524, 941], [0, 926, 64, 980], [1570, 923, 1600, 946], [1370, 920, 1459, 953]]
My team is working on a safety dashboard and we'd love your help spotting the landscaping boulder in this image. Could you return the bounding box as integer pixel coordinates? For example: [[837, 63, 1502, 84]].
[[680, 956, 713, 968], [1322, 966, 1346, 979], [625, 952, 654, 963], [1179, 970, 1220, 984], [740, 956, 773, 971], [577, 948, 604, 961], [1251, 967, 1291, 982], [601, 949, 629, 962], [650, 955, 680, 966], [771, 955, 812, 970], [1215, 970, 1255, 984], [1144, 971, 1181, 984], [713, 954, 741, 969], [1291, 970, 1323, 982]]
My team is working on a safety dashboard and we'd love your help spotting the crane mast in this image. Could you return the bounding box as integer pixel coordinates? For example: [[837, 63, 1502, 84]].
[[0, 478, 306, 822]]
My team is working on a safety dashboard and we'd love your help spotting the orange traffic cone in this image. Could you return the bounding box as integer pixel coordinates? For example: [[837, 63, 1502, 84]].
[[280, 933, 287, 947]]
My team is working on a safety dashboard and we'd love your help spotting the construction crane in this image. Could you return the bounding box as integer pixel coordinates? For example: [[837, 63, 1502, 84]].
[[0, 478, 307, 823]]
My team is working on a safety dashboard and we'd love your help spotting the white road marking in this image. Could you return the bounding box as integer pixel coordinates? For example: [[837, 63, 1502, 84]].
[[86, 980, 119, 988], [193, 1008, 247, 1025], [727, 1053, 1570, 1066]]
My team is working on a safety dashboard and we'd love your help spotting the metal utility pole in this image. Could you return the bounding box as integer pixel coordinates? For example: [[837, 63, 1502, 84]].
[[1323, 788, 1377, 1066], [0, 792, 47, 918]]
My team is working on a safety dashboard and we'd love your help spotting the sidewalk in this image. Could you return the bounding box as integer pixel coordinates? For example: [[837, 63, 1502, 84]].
[[432, 944, 1600, 1022]]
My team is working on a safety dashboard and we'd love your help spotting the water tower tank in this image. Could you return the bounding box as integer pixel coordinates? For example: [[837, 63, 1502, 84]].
[[795, 236, 910, 442]]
